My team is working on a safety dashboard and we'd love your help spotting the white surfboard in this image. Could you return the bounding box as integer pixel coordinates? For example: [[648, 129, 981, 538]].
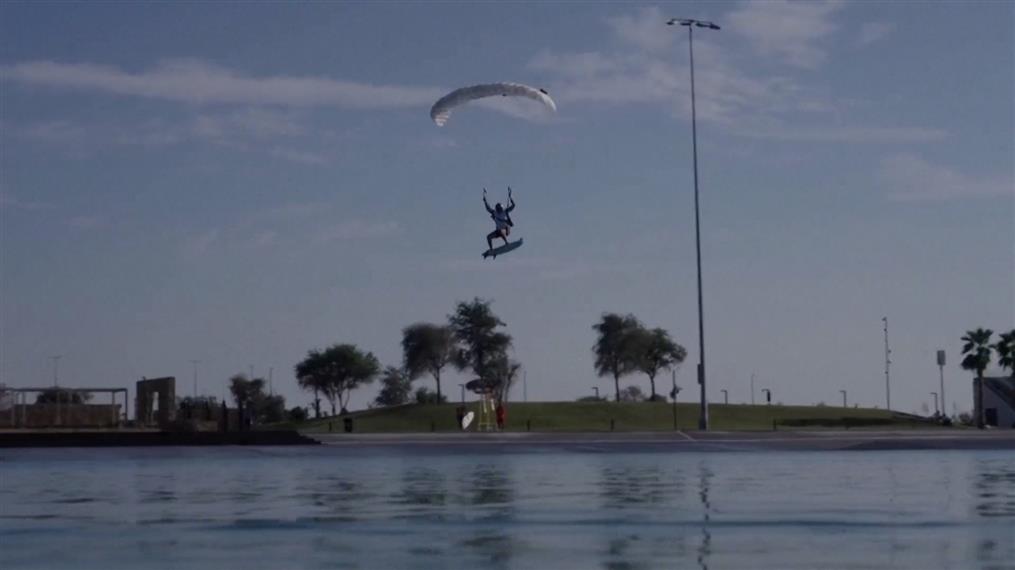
[[482, 238, 523, 259], [461, 411, 475, 430]]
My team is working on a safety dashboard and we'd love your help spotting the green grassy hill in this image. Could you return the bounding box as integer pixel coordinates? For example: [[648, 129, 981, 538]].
[[289, 401, 936, 433]]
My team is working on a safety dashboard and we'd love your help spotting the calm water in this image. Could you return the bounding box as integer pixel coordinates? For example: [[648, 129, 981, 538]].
[[1, 446, 1013, 570]]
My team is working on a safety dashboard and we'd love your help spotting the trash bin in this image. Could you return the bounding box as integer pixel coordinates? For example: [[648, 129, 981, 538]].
[[343, 417, 353, 433]]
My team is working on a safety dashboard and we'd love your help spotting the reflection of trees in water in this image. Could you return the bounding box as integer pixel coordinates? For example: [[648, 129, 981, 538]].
[[395, 467, 448, 520], [599, 465, 681, 510], [974, 461, 1015, 518], [457, 465, 516, 569], [602, 537, 651, 570], [298, 473, 372, 521], [973, 461, 1015, 569], [696, 463, 714, 570], [459, 532, 514, 570], [466, 464, 513, 508], [595, 463, 708, 569]]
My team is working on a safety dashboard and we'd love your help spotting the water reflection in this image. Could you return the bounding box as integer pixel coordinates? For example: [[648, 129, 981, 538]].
[[297, 472, 371, 521], [395, 467, 448, 516], [599, 465, 680, 510], [697, 463, 714, 570], [973, 460, 1015, 569], [974, 461, 1015, 518], [466, 464, 513, 508]]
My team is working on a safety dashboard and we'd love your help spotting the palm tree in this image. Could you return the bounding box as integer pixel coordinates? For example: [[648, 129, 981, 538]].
[[401, 323, 457, 401], [592, 313, 642, 402], [994, 329, 1015, 377], [631, 327, 687, 400], [961, 328, 994, 428]]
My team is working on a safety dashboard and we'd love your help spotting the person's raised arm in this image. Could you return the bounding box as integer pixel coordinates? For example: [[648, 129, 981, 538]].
[[483, 188, 494, 214], [505, 187, 516, 212]]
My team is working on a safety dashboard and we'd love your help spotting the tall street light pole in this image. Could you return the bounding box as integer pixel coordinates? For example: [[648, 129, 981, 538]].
[[882, 317, 892, 411], [668, 17, 720, 431], [51, 355, 62, 387], [936, 350, 946, 418], [190, 360, 200, 398], [840, 389, 847, 408]]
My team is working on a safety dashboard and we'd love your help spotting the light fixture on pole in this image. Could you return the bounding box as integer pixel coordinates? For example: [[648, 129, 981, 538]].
[[592, 386, 600, 400], [720, 389, 728, 405], [762, 388, 772, 406], [667, 16, 720, 431]]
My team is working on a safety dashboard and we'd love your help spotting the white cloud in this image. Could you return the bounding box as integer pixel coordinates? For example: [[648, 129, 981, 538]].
[[857, 22, 894, 47], [191, 108, 307, 141], [526, 5, 942, 144], [738, 124, 946, 144], [22, 120, 89, 144], [267, 147, 327, 165], [726, 0, 845, 69], [181, 229, 220, 256], [315, 220, 401, 242], [68, 215, 104, 230], [879, 153, 1014, 201], [2, 59, 443, 108], [252, 231, 278, 247], [606, 6, 675, 53], [0, 192, 52, 211], [17, 108, 330, 165]]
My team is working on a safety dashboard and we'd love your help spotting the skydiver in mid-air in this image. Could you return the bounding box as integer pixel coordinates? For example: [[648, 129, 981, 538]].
[[483, 187, 515, 253]]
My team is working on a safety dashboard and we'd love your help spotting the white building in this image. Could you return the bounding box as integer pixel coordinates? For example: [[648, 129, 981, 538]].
[[975, 377, 1015, 429]]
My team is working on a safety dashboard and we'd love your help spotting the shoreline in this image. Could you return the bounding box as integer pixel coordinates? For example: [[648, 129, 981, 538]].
[[1, 428, 1012, 451], [311, 429, 1015, 452]]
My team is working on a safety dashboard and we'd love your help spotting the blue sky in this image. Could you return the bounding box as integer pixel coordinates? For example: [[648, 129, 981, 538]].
[[2, 1, 1012, 416]]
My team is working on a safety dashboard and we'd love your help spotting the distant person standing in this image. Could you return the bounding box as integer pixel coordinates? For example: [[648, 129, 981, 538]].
[[495, 402, 506, 430]]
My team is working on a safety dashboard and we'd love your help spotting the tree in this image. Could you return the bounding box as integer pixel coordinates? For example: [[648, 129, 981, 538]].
[[228, 375, 286, 424], [487, 353, 522, 404], [414, 386, 448, 404], [402, 323, 456, 401], [630, 327, 687, 400], [994, 329, 1015, 377], [961, 328, 994, 378], [619, 385, 646, 402], [449, 298, 513, 382], [35, 388, 92, 404], [287, 406, 309, 422], [374, 366, 413, 407], [229, 375, 266, 409], [294, 350, 326, 418], [961, 328, 994, 429], [294, 344, 380, 415], [592, 313, 642, 402]]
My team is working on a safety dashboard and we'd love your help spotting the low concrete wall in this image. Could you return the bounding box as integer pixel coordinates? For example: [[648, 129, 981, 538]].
[[0, 404, 122, 428], [0, 430, 318, 447]]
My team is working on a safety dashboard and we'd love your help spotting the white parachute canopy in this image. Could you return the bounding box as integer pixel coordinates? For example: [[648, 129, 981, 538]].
[[430, 82, 557, 126]]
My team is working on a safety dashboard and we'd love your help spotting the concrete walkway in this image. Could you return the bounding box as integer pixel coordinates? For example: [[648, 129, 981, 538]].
[[309, 429, 1015, 452]]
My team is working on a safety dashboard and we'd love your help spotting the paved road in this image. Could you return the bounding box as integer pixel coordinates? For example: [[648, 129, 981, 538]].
[[310, 429, 1015, 452]]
